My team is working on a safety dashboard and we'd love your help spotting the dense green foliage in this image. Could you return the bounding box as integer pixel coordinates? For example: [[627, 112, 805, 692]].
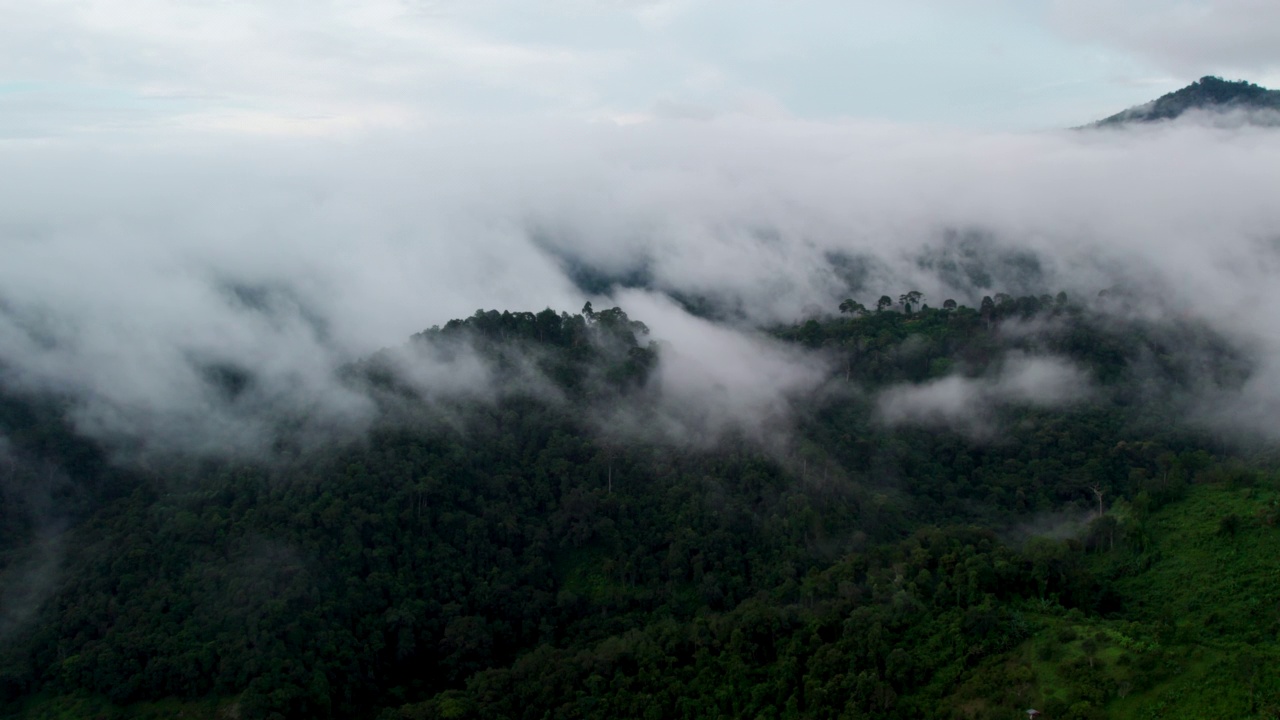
[[1, 295, 1276, 719]]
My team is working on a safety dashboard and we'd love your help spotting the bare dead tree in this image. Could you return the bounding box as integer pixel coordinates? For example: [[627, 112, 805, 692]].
[[1089, 485, 1105, 518]]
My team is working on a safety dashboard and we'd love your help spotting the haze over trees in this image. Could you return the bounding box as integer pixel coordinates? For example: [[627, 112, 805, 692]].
[[3, 286, 1279, 719], [3, 76, 1280, 720]]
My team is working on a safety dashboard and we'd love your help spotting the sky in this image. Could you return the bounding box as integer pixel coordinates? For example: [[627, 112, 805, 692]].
[[3, 0, 1280, 458], [2, 0, 1280, 136]]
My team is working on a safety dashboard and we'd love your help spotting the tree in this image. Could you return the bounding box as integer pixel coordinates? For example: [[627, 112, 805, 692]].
[[898, 291, 923, 314], [876, 295, 893, 312], [942, 299, 957, 311], [839, 299, 867, 316], [1080, 637, 1099, 668], [1085, 515, 1119, 552], [1217, 513, 1241, 537], [1088, 485, 1105, 518]]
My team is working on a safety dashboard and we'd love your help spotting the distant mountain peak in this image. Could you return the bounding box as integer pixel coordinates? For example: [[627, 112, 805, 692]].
[[1091, 76, 1280, 127]]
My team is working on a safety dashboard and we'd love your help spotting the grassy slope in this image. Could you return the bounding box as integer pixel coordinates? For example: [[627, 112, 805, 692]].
[[949, 480, 1280, 719], [1105, 480, 1280, 719]]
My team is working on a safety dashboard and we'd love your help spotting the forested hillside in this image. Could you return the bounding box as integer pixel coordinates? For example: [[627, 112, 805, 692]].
[[1094, 76, 1280, 125], [2, 294, 1278, 719]]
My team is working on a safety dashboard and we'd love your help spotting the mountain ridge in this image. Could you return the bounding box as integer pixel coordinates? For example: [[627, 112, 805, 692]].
[[1091, 75, 1280, 127]]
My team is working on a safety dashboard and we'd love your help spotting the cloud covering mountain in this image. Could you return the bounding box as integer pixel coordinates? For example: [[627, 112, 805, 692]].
[[2, 111, 1280, 454]]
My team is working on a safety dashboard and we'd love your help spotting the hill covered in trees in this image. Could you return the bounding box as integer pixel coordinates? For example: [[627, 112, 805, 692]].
[[2, 294, 1279, 719], [1092, 76, 1280, 126]]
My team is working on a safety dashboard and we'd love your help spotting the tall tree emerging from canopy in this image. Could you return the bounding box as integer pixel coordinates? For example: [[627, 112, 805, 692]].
[[898, 290, 924, 314], [839, 298, 867, 315]]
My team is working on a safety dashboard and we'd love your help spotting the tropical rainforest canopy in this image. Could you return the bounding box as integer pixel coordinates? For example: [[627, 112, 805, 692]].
[[3, 291, 1278, 720]]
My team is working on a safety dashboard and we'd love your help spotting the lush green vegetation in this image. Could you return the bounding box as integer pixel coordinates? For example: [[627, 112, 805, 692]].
[[1, 294, 1277, 719]]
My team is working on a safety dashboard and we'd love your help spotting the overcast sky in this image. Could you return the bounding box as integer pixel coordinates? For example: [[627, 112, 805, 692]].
[[3, 0, 1279, 137]]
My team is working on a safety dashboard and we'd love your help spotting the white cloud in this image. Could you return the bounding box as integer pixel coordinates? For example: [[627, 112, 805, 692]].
[[603, 289, 829, 446], [2, 112, 1280, 452], [877, 355, 1092, 436], [628, 0, 699, 29], [0, 0, 619, 137], [1050, 0, 1280, 80], [10, 0, 1274, 137]]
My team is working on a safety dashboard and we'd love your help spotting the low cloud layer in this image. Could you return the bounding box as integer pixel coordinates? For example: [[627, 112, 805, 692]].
[[0, 436, 68, 643], [2, 114, 1280, 453], [877, 354, 1092, 438], [599, 289, 830, 447]]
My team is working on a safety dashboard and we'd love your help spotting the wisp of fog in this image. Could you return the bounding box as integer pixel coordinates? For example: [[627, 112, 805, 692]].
[[2, 114, 1280, 454]]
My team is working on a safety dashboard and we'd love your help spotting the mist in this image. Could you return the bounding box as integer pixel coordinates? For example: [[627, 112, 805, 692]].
[[877, 354, 1092, 439], [0, 436, 68, 644], [3, 114, 1280, 454]]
